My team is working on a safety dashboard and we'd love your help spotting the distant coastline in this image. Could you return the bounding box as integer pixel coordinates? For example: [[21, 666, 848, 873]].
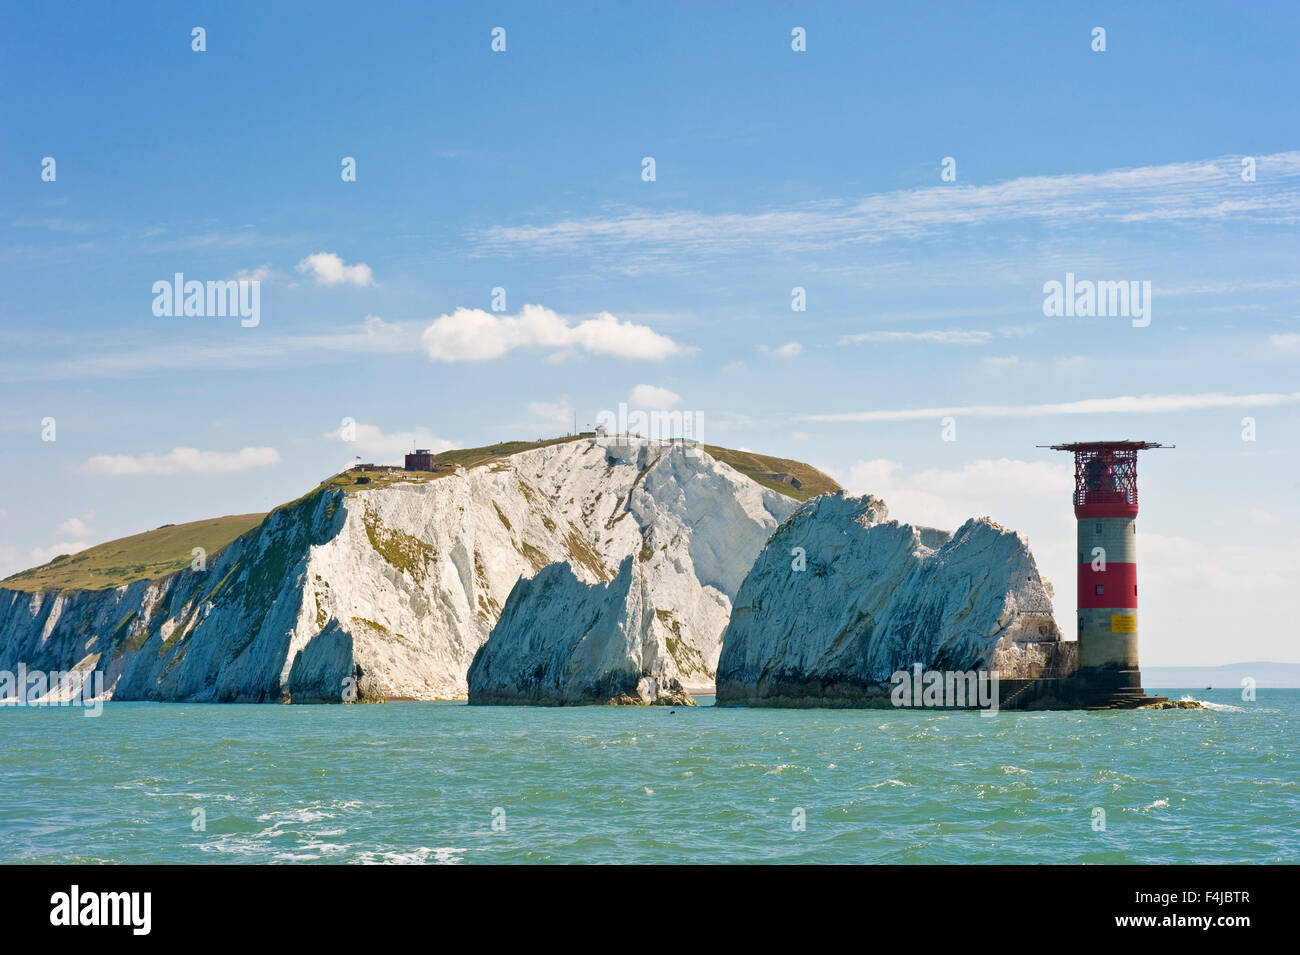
[[1139, 662, 1300, 689]]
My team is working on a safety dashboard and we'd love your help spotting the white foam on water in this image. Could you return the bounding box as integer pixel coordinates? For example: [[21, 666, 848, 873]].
[[357, 846, 466, 865], [1181, 696, 1245, 712]]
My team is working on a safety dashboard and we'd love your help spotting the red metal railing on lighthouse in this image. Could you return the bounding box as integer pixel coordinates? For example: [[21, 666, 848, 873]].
[[1043, 441, 1169, 519]]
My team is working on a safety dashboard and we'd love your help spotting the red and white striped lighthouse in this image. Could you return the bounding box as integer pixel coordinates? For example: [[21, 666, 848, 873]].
[[1047, 441, 1169, 700]]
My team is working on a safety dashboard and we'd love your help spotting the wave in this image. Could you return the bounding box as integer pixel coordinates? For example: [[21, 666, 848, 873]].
[[1180, 695, 1245, 712]]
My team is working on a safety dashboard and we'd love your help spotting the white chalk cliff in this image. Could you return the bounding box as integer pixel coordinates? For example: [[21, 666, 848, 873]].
[[715, 492, 1063, 706], [0, 438, 797, 702], [468, 555, 695, 705]]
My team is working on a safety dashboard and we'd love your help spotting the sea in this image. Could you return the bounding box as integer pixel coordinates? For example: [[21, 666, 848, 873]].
[[2, 690, 1295, 864]]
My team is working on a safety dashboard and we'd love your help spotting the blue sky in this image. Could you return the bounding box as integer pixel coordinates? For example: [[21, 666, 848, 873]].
[[2, 1, 1298, 665]]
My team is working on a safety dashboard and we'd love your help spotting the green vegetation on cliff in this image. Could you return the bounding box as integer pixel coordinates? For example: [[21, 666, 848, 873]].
[[703, 446, 840, 502], [1, 513, 266, 593], [2, 436, 838, 593]]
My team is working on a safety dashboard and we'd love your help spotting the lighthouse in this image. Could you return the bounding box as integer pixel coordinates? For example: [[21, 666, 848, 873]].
[[1046, 441, 1170, 704]]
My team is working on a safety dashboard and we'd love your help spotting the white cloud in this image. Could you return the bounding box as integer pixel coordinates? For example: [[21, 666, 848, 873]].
[[708, 410, 761, 433], [84, 447, 281, 476], [25, 541, 91, 565], [628, 384, 683, 409], [760, 342, 802, 359], [56, 517, 93, 537], [1137, 531, 1300, 664], [830, 456, 1300, 666], [839, 329, 993, 345], [998, 325, 1040, 338], [5, 309, 681, 382], [838, 457, 1078, 619], [525, 399, 576, 426], [1268, 333, 1300, 348], [844, 458, 1070, 530], [0, 540, 92, 578], [234, 265, 274, 283], [296, 252, 374, 287], [805, 390, 1300, 423], [1250, 508, 1282, 528], [325, 423, 455, 462], [1142, 531, 1298, 597], [420, 304, 686, 362], [353, 314, 407, 350]]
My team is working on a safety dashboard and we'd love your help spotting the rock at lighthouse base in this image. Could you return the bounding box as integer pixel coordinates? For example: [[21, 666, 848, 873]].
[[715, 491, 1064, 707]]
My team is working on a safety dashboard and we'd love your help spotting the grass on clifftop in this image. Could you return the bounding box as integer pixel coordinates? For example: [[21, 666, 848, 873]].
[[703, 445, 840, 502], [307, 435, 841, 504], [425, 435, 589, 471], [318, 435, 593, 495], [2, 436, 838, 592], [1, 513, 267, 593]]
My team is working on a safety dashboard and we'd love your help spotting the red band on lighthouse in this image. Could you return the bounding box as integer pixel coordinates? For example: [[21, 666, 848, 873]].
[[1077, 562, 1137, 608]]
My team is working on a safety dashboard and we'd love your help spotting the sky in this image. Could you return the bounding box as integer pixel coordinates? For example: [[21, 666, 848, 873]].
[[2, 1, 1298, 666]]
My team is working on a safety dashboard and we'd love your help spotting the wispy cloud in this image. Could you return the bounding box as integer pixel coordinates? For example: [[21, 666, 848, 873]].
[[20, 541, 92, 568], [4, 306, 691, 380], [1157, 277, 1300, 297], [6, 315, 410, 381], [233, 264, 275, 283], [525, 398, 576, 426], [323, 423, 454, 462], [839, 329, 993, 345], [143, 227, 275, 252], [628, 384, 683, 409], [84, 446, 281, 476], [10, 217, 97, 234], [977, 354, 1089, 376], [470, 152, 1300, 259], [804, 391, 1300, 423]]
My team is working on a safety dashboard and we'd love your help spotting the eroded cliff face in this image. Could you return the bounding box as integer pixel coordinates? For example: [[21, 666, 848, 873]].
[[467, 555, 695, 706], [0, 490, 349, 703], [1, 445, 1065, 707], [715, 492, 1063, 707], [0, 438, 796, 702]]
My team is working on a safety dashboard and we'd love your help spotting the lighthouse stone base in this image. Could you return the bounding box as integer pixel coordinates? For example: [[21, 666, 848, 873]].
[[999, 663, 1168, 710]]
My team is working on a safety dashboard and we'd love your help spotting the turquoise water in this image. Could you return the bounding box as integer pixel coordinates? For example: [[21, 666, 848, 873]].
[[1, 690, 1295, 864]]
